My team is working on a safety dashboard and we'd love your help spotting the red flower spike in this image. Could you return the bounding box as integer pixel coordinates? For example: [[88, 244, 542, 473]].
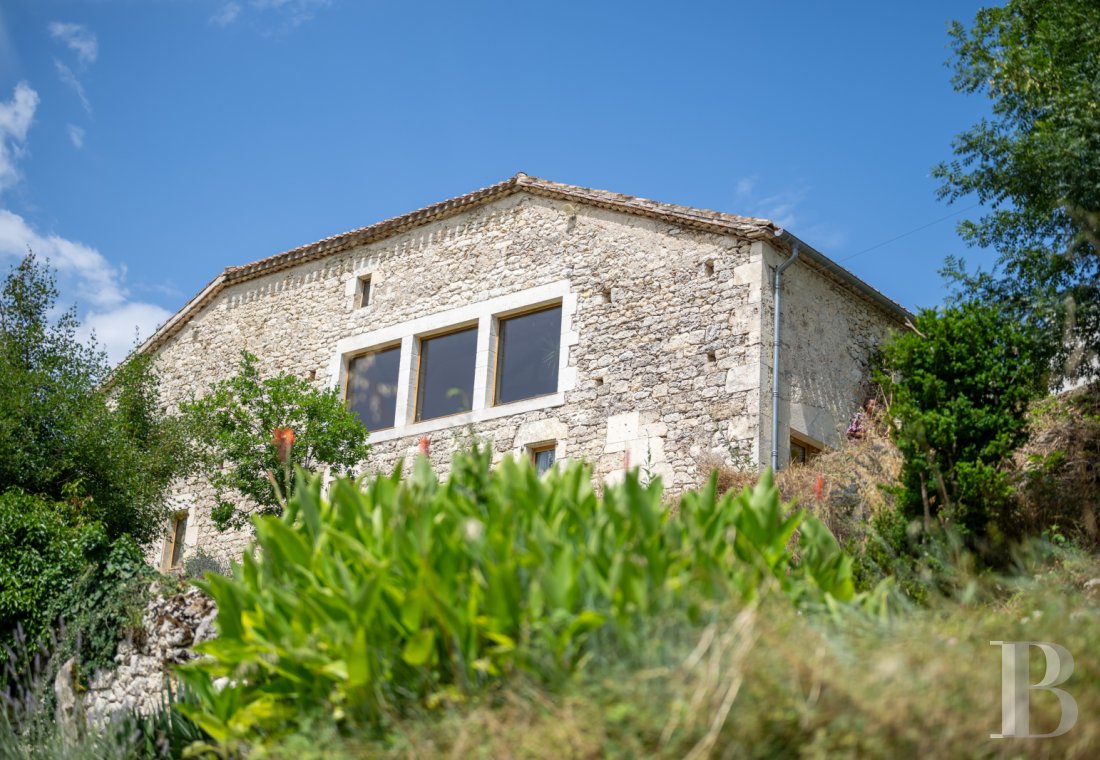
[[273, 427, 295, 465], [418, 436, 431, 456], [813, 474, 826, 502]]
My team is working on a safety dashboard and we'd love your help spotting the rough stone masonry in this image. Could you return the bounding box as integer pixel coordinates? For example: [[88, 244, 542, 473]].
[[144, 174, 907, 568]]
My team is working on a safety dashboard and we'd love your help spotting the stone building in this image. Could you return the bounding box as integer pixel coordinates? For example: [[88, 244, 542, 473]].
[[142, 174, 909, 565]]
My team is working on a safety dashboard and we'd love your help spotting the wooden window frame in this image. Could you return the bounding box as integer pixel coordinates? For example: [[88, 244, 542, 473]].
[[789, 430, 824, 465], [529, 442, 558, 476], [344, 341, 402, 432], [161, 512, 189, 573], [413, 323, 480, 423], [491, 301, 563, 407], [356, 275, 372, 309]]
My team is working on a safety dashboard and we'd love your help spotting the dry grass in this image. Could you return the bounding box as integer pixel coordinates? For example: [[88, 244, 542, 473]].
[[701, 412, 901, 552], [1015, 381, 1100, 546]]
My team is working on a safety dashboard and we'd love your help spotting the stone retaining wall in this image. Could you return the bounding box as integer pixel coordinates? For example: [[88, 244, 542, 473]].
[[82, 583, 216, 726]]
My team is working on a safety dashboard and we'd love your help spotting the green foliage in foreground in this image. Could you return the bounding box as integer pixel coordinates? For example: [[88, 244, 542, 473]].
[[178, 447, 871, 751], [876, 302, 1045, 547], [266, 545, 1100, 760], [181, 351, 370, 531]]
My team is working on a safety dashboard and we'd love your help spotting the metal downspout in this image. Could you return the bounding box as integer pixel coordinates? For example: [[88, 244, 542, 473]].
[[770, 242, 800, 471]]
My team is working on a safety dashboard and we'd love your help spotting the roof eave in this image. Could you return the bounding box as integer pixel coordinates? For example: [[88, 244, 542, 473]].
[[772, 230, 913, 324]]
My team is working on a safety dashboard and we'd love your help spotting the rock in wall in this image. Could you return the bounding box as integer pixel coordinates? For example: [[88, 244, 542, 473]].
[[82, 582, 216, 726]]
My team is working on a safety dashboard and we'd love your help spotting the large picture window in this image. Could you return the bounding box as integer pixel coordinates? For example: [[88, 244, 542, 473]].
[[415, 326, 478, 422], [495, 305, 562, 405], [347, 345, 401, 431]]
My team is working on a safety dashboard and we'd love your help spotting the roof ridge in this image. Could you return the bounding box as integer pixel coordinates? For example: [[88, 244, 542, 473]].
[[135, 174, 906, 358]]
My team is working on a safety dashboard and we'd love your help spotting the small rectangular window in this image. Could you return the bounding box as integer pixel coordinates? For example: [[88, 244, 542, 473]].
[[789, 436, 821, 465], [162, 513, 188, 572], [347, 345, 401, 432], [531, 444, 557, 476], [415, 326, 478, 422], [495, 305, 562, 405], [357, 276, 372, 308]]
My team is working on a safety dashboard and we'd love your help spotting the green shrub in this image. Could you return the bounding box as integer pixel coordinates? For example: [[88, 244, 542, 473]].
[[0, 254, 194, 550], [177, 446, 871, 750], [182, 547, 231, 580], [0, 491, 91, 654], [875, 301, 1045, 548], [0, 490, 156, 689], [49, 535, 156, 676]]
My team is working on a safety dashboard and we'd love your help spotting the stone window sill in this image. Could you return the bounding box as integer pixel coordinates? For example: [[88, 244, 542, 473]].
[[365, 392, 565, 444]]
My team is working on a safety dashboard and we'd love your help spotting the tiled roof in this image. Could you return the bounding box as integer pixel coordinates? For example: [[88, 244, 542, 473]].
[[138, 173, 906, 356], [223, 173, 781, 281]]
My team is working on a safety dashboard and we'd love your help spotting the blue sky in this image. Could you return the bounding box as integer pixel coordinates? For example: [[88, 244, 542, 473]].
[[1, 0, 994, 363]]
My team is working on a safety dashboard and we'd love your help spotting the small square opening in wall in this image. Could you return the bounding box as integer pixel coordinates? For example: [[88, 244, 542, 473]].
[[356, 276, 372, 308], [704, 260, 715, 277], [706, 350, 717, 364], [601, 288, 612, 304]]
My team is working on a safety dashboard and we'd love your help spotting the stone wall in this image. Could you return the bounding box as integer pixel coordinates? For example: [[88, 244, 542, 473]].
[[759, 241, 901, 464], [82, 584, 216, 726], [150, 191, 901, 563], [153, 193, 769, 563]]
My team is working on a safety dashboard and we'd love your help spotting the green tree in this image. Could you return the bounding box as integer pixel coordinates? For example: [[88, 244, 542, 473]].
[[876, 302, 1046, 546], [935, 0, 1100, 381], [181, 351, 370, 530], [0, 254, 193, 548]]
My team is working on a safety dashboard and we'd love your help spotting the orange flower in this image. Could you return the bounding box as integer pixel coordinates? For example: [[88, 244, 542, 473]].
[[812, 474, 826, 502], [418, 436, 431, 456], [273, 427, 295, 464]]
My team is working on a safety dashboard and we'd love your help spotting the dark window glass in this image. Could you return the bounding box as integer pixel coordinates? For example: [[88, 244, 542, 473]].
[[416, 327, 478, 421], [358, 276, 372, 308], [495, 306, 562, 405], [790, 440, 807, 465], [347, 346, 401, 431], [532, 446, 556, 476]]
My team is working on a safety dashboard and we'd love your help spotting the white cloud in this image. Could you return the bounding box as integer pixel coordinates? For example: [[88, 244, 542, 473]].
[[731, 176, 848, 251], [78, 302, 172, 365], [48, 22, 98, 65], [0, 209, 170, 364], [0, 209, 125, 308], [0, 82, 38, 192], [733, 176, 803, 229], [210, 2, 242, 27], [54, 58, 92, 113], [0, 82, 170, 365], [213, 0, 333, 30]]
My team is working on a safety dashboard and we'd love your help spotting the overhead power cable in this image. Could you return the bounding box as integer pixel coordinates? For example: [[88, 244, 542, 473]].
[[835, 202, 982, 263]]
